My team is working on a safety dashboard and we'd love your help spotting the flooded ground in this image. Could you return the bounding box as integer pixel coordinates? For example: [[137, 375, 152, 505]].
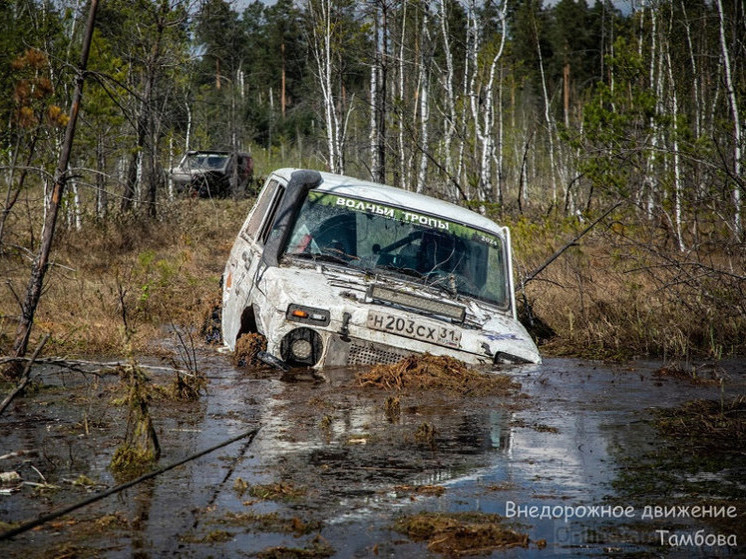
[[1, 350, 744, 558]]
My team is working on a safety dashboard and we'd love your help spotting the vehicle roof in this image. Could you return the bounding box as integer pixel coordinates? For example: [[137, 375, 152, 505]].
[[185, 150, 252, 156], [270, 168, 506, 236]]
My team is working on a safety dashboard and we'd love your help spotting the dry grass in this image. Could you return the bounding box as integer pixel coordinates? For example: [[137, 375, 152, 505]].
[[1, 196, 743, 362], [0, 199, 248, 356], [509, 213, 746, 360], [393, 484, 446, 497], [653, 397, 746, 454], [394, 511, 529, 555], [358, 354, 520, 395], [216, 511, 322, 536], [255, 536, 334, 559]]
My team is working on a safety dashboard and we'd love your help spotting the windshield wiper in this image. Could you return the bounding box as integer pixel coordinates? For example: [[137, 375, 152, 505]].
[[375, 263, 424, 279], [290, 252, 350, 266], [375, 264, 462, 300]]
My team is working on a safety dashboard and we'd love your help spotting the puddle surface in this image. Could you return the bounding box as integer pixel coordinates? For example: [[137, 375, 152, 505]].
[[1, 355, 744, 557]]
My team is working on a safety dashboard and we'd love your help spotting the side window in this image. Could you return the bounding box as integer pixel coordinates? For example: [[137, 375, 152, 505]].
[[258, 182, 285, 245], [244, 179, 285, 244]]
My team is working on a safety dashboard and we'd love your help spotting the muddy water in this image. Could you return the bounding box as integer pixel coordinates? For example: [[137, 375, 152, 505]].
[[1, 354, 744, 558]]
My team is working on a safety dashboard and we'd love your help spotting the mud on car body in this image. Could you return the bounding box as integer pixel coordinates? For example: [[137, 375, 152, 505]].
[[222, 169, 541, 369]]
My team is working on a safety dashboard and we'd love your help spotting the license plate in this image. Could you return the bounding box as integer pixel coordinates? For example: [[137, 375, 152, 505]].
[[367, 310, 462, 348]]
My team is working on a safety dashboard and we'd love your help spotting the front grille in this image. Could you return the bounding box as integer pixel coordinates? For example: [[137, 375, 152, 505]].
[[347, 341, 411, 366], [367, 284, 466, 322]]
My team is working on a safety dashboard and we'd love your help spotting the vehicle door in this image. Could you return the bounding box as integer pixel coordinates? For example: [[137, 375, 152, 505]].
[[222, 175, 287, 346]]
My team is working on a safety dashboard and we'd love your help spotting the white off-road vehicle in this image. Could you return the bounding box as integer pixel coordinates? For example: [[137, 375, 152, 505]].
[[222, 169, 540, 369]]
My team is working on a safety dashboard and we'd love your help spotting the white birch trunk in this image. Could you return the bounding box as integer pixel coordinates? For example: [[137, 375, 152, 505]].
[[185, 98, 192, 152], [534, 17, 558, 206], [644, 6, 660, 218], [168, 136, 174, 200], [716, 0, 742, 237], [398, 1, 407, 188], [439, 0, 456, 185], [96, 135, 107, 217], [135, 151, 142, 208], [370, 6, 379, 181], [310, 0, 343, 173], [665, 48, 684, 251], [416, 10, 430, 194], [72, 179, 82, 231], [680, 1, 703, 201], [496, 62, 504, 206], [455, 3, 473, 198], [468, 1, 507, 206], [464, 4, 480, 200]]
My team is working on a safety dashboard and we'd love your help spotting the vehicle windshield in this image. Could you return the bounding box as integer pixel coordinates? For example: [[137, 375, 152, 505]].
[[281, 191, 509, 308], [182, 153, 229, 171]]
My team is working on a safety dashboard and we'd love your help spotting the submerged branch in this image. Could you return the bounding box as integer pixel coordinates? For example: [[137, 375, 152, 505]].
[[0, 427, 260, 541], [0, 334, 50, 415], [0, 356, 199, 377]]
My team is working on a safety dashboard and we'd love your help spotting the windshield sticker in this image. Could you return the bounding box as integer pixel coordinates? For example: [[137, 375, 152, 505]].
[[335, 197, 396, 218], [334, 196, 447, 230], [310, 191, 500, 246]]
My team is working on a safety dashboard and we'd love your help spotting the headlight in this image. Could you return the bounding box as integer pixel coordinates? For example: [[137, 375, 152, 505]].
[[286, 304, 330, 326], [280, 327, 323, 367]]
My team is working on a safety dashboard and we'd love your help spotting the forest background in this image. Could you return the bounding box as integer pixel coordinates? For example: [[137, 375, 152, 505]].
[[0, 0, 744, 369]]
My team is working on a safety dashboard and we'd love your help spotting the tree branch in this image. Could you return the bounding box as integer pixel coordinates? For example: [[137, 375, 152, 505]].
[[520, 201, 624, 290]]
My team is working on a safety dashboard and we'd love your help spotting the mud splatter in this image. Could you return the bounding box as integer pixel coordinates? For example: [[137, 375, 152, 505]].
[[358, 353, 519, 395], [232, 332, 267, 367]]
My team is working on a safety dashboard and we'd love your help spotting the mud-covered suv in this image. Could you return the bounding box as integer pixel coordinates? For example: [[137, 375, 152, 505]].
[[222, 169, 540, 370], [170, 150, 253, 197]]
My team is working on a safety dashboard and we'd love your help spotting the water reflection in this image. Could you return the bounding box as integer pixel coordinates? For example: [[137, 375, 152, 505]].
[[2, 357, 744, 558]]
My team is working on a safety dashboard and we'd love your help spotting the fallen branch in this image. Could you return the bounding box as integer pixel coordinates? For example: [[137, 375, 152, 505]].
[[0, 334, 50, 415], [0, 356, 198, 377], [519, 201, 623, 291], [0, 450, 38, 461], [0, 426, 260, 541]]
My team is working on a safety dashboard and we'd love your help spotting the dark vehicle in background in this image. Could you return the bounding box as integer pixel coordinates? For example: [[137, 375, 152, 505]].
[[170, 150, 253, 197]]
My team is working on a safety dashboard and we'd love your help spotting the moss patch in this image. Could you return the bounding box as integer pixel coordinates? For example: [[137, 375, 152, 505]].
[[394, 512, 529, 555], [214, 511, 322, 536], [256, 536, 334, 558]]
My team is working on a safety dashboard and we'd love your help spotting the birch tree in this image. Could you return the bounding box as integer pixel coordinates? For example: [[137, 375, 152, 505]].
[[467, 0, 508, 204], [396, 0, 408, 189], [367, 0, 390, 184], [439, 0, 457, 187], [369, 3, 380, 181], [665, 45, 684, 251], [416, 8, 432, 193], [307, 0, 353, 174], [715, 0, 742, 238]]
